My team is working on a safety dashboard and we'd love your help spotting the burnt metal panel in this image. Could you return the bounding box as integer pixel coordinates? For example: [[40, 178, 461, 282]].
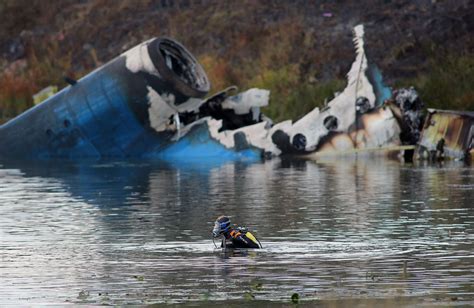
[[417, 109, 474, 160]]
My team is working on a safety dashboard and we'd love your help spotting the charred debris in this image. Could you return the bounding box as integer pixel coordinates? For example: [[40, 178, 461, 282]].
[[0, 25, 472, 162]]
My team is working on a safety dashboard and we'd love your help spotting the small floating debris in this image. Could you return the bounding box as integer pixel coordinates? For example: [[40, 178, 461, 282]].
[[133, 275, 144, 281], [77, 290, 90, 300], [291, 293, 300, 304]]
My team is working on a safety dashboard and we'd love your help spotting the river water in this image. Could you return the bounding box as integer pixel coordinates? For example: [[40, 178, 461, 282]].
[[0, 158, 473, 305]]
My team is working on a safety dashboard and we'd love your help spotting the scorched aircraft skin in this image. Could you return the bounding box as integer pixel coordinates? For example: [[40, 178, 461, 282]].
[[0, 25, 414, 161], [0, 38, 258, 160]]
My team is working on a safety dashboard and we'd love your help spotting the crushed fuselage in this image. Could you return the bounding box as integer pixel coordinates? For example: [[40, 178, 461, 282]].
[[1, 25, 465, 162], [169, 25, 402, 159], [416, 109, 474, 161]]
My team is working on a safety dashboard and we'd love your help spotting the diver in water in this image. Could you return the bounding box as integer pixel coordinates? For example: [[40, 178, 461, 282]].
[[212, 216, 262, 249]]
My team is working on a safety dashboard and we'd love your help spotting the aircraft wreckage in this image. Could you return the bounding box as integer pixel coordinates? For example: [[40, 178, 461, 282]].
[[0, 25, 471, 161]]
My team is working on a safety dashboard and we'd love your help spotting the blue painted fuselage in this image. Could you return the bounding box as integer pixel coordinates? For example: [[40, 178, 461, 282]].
[[0, 39, 262, 162]]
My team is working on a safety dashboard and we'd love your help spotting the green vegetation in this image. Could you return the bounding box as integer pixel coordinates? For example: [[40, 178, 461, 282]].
[[1, 45, 472, 125], [0, 72, 35, 121], [0, 1, 472, 124], [395, 54, 474, 111], [244, 66, 345, 122], [200, 50, 474, 122], [0, 40, 74, 123], [200, 57, 346, 122]]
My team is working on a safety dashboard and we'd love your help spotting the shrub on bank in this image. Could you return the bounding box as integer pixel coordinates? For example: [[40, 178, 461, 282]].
[[1, 48, 472, 125]]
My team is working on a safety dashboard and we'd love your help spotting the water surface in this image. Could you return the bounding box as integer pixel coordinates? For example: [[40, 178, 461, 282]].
[[0, 158, 473, 305]]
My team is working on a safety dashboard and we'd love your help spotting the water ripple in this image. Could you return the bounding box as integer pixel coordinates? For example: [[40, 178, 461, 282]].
[[0, 159, 473, 305]]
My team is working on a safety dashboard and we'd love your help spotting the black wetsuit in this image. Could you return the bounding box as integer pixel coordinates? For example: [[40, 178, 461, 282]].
[[221, 227, 261, 249]]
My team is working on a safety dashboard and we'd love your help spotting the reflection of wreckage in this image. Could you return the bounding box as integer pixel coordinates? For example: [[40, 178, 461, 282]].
[[0, 25, 472, 161]]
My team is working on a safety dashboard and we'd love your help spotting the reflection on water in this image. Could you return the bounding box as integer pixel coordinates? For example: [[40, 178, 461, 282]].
[[0, 158, 473, 305]]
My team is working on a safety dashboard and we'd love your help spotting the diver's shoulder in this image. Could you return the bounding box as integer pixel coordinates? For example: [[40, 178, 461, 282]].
[[235, 226, 249, 233]]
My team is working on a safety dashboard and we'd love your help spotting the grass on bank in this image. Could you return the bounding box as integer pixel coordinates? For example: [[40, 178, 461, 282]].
[[200, 51, 474, 122], [0, 40, 74, 123], [394, 54, 474, 111], [1, 50, 473, 125]]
